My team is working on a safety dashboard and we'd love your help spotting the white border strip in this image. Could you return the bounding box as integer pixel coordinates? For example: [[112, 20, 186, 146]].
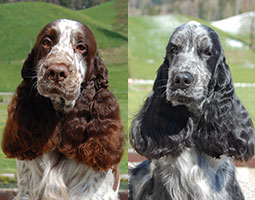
[[129, 79, 255, 88], [128, 79, 154, 85], [234, 83, 255, 88]]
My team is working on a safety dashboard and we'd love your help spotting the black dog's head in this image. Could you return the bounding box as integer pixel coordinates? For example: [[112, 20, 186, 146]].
[[165, 21, 222, 113], [130, 21, 255, 160]]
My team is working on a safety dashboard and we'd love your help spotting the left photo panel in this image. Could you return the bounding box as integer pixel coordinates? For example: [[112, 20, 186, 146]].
[[0, 0, 128, 199]]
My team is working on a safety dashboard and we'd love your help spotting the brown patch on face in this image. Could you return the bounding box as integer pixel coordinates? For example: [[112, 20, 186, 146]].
[[79, 24, 97, 82], [33, 22, 59, 62]]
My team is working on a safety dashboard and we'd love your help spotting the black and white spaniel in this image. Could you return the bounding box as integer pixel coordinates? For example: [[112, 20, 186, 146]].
[[129, 21, 255, 200]]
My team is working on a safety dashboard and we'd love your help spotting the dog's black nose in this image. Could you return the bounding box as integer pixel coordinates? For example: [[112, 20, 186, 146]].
[[47, 64, 69, 82], [173, 73, 194, 89]]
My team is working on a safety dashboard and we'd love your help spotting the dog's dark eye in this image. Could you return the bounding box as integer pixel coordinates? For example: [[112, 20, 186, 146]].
[[77, 44, 85, 51], [77, 44, 88, 56], [41, 38, 51, 49], [170, 45, 179, 54], [202, 49, 212, 57]]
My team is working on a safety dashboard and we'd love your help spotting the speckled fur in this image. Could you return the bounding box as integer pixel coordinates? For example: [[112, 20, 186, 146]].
[[130, 148, 241, 200], [166, 21, 213, 114], [37, 19, 87, 113], [14, 152, 119, 200]]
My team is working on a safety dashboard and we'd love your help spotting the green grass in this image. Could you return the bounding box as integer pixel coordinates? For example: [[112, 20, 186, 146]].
[[0, 1, 126, 58], [108, 62, 128, 174], [0, 1, 128, 177], [225, 49, 255, 83], [79, 0, 116, 31], [79, 0, 127, 38], [0, 62, 21, 92], [235, 88, 255, 123], [128, 85, 151, 130], [0, 103, 17, 174]]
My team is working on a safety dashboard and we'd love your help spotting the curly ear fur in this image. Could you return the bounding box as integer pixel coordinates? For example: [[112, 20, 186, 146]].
[[58, 53, 124, 171], [130, 59, 193, 159], [93, 53, 109, 89], [2, 51, 60, 160], [193, 57, 255, 161], [2, 49, 124, 171]]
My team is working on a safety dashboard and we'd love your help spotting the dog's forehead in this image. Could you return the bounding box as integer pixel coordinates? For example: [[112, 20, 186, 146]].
[[39, 19, 86, 46], [55, 19, 80, 32], [53, 19, 84, 41], [170, 21, 211, 45]]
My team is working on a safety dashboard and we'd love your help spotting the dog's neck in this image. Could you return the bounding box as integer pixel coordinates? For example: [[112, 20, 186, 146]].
[[150, 148, 233, 200]]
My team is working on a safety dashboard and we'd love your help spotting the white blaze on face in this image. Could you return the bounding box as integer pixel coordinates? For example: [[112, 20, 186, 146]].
[[36, 19, 89, 112], [53, 19, 87, 80]]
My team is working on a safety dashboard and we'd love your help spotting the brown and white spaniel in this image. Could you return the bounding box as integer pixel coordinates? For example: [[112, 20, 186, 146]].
[[1, 19, 124, 200]]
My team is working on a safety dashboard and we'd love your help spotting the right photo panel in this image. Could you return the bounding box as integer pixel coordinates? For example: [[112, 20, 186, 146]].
[[128, 1, 255, 200]]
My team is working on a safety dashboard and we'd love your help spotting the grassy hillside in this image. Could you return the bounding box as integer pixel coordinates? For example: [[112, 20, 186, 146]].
[[79, 0, 127, 38], [0, 1, 127, 91], [0, 1, 128, 176], [79, 0, 115, 30]]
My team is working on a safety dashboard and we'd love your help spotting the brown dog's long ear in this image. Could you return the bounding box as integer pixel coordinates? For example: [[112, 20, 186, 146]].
[[93, 52, 109, 90], [1, 86, 60, 160], [2, 50, 60, 160], [82, 54, 123, 171], [21, 49, 36, 82], [58, 53, 124, 171]]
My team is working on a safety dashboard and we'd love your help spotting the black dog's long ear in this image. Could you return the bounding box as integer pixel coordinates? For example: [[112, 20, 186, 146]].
[[194, 56, 255, 161], [130, 59, 193, 159]]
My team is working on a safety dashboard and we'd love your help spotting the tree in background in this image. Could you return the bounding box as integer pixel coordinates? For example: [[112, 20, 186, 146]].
[[113, 0, 127, 35], [128, 0, 255, 21], [59, 0, 69, 8], [242, 12, 255, 49], [83, 0, 109, 8], [0, 0, 111, 10], [250, 15, 255, 49], [216, 0, 226, 20]]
